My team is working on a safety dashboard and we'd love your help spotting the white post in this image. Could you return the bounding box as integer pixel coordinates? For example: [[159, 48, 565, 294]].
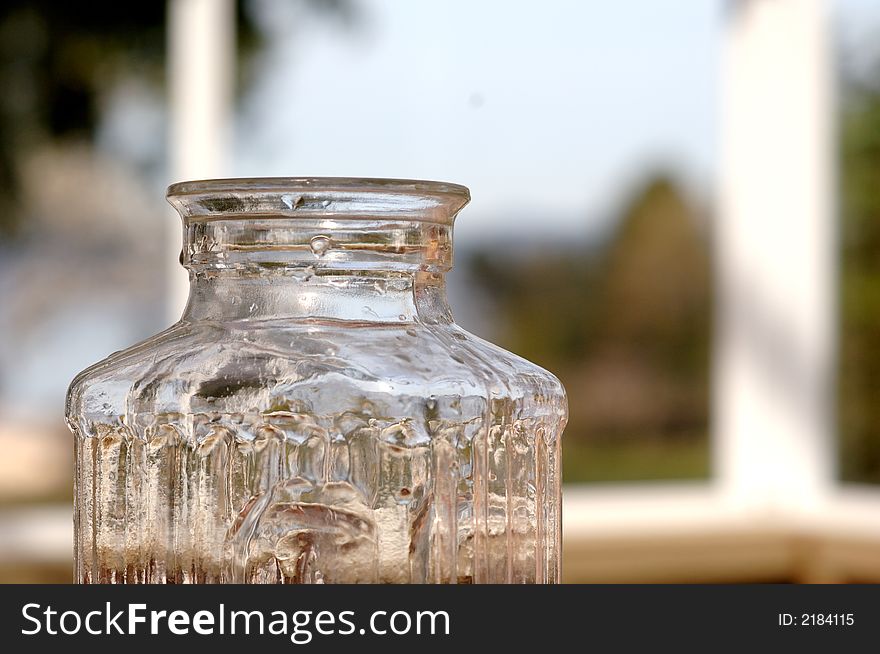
[[715, 0, 835, 514], [167, 0, 236, 318]]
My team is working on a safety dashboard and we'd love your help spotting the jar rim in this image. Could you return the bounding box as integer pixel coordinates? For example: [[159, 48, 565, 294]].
[[167, 177, 470, 226], [167, 176, 469, 201], [169, 177, 466, 272]]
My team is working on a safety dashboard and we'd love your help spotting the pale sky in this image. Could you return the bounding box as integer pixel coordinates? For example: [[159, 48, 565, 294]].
[[94, 0, 880, 244], [235, 0, 724, 242]]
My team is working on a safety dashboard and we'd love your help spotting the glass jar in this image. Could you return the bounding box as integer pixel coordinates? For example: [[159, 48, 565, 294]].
[[66, 178, 567, 584]]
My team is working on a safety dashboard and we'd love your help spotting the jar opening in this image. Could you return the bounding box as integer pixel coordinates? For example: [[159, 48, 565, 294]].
[[167, 177, 470, 273], [167, 177, 470, 224]]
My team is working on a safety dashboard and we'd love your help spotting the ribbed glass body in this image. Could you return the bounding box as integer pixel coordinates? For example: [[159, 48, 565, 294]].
[[66, 178, 567, 584]]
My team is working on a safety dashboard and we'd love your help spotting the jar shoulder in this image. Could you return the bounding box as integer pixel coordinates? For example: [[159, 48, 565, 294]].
[[447, 325, 567, 404], [65, 322, 204, 427], [66, 319, 566, 430]]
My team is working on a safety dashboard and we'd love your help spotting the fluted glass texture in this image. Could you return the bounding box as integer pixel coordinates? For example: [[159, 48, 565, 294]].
[[66, 178, 567, 584]]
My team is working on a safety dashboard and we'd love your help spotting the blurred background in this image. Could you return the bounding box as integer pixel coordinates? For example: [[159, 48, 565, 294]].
[[1, 0, 879, 582]]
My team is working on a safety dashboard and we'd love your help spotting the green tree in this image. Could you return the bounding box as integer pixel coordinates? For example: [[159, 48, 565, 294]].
[[839, 62, 880, 483], [467, 174, 711, 482], [0, 1, 358, 235]]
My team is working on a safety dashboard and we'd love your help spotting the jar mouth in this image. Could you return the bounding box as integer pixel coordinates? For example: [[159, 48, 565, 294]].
[[167, 176, 470, 225], [168, 177, 468, 274]]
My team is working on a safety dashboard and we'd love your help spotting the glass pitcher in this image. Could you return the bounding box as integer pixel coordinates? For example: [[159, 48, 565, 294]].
[[66, 178, 567, 584]]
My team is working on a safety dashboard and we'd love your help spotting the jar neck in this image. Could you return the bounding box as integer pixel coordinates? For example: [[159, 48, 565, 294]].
[[167, 177, 469, 275], [167, 179, 468, 325], [181, 270, 453, 324]]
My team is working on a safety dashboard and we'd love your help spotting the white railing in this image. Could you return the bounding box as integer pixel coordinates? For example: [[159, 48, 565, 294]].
[[167, 0, 235, 318]]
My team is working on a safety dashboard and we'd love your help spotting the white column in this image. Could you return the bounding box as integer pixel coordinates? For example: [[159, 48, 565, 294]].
[[715, 0, 835, 513], [167, 0, 236, 318]]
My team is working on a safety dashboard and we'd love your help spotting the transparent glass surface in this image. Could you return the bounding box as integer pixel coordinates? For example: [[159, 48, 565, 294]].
[[66, 178, 567, 584]]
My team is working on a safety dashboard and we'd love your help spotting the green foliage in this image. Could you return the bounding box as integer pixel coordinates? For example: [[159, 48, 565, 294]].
[[467, 174, 712, 482], [839, 67, 880, 483], [0, 2, 364, 236], [0, 4, 220, 234], [563, 437, 709, 483]]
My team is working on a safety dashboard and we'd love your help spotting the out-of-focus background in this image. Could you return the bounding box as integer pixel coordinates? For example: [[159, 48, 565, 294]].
[[1, 0, 879, 582]]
